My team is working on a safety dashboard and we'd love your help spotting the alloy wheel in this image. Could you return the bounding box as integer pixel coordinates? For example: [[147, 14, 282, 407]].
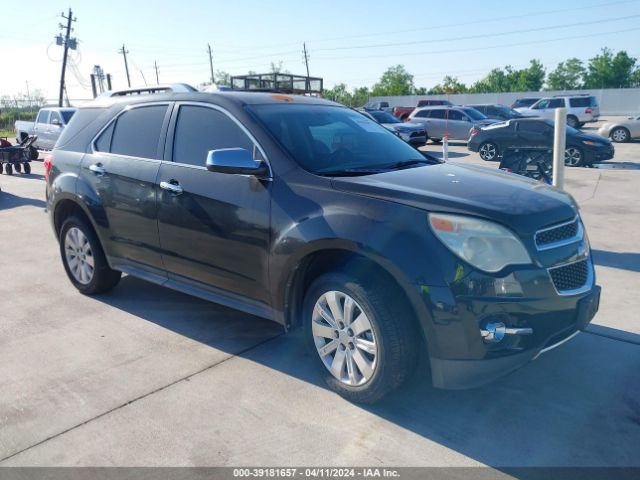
[[611, 128, 628, 142], [564, 147, 583, 167], [64, 227, 95, 285], [479, 143, 497, 161], [312, 291, 378, 386]]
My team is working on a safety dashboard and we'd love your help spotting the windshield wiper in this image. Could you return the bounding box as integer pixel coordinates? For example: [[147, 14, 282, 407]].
[[317, 168, 386, 177], [379, 158, 436, 170]]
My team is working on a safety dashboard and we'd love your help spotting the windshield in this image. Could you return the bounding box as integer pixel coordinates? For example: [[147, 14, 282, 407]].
[[497, 106, 520, 117], [462, 108, 487, 120], [250, 104, 429, 174], [61, 110, 76, 123], [370, 110, 401, 124]]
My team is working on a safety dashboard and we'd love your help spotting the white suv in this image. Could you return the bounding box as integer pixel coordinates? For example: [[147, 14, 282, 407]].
[[515, 95, 600, 128]]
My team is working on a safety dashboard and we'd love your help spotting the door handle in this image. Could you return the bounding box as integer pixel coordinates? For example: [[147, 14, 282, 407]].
[[89, 163, 106, 175], [160, 180, 183, 195]]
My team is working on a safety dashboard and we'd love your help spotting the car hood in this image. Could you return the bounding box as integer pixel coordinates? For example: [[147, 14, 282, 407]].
[[473, 119, 499, 127], [331, 162, 577, 236]]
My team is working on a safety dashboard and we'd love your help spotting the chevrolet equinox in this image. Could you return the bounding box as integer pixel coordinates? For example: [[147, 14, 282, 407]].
[[45, 87, 601, 403]]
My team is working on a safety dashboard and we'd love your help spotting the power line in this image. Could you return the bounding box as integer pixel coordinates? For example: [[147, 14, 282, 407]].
[[314, 13, 640, 53]]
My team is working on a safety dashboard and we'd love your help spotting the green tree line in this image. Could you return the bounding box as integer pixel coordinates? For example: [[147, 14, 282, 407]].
[[323, 48, 640, 106]]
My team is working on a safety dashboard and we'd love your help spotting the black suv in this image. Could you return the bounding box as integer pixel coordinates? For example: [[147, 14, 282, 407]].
[[46, 86, 601, 403]]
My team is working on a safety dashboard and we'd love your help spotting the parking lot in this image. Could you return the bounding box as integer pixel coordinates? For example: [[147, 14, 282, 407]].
[[1, 120, 639, 468]]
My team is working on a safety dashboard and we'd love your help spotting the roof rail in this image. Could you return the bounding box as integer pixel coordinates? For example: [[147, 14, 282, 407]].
[[552, 93, 591, 97], [100, 83, 198, 97]]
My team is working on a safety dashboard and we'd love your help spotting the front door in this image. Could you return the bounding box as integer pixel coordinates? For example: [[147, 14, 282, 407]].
[[515, 121, 553, 148], [156, 103, 272, 307], [80, 103, 170, 273], [32, 110, 50, 149]]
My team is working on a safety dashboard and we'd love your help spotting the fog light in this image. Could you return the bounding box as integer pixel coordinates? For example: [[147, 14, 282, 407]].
[[481, 322, 533, 343]]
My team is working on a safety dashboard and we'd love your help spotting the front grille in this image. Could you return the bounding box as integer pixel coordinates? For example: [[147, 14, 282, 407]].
[[549, 259, 589, 292], [535, 218, 579, 248]]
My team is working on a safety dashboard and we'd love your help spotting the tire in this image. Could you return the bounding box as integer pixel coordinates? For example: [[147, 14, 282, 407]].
[[566, 115, 579, 128], [611, 127, 630, 143], [14, 162, 22, 173], [23, 162, 31, 174], [303, 271, 418, 404], [564, 146, 584, 167], [0, 164, 3, 174], [59, 216, 121, 295], [431, 138, 442, 144], [478, 141, 499, 161], [5, 163, 12, 175]]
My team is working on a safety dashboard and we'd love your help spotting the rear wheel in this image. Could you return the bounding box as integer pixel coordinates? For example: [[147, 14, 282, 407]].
[[431, 138, 442, 144], [14, 162, 22, 173], [23, 162, 31, 174], [564, 146, 584, 167], [59, 216, 121, 294], [303, 272, 418, 404], [5, 163, 12, 175], [0, 164, 3, 174], [479, 141, 499, 161], [566, 115, 579, 128], [611, 127, 630, 143]]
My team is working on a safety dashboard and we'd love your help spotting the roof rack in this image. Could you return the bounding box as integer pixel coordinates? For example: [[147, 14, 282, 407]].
[[100, 83, 198, 97], [552, 93, 591, 97]]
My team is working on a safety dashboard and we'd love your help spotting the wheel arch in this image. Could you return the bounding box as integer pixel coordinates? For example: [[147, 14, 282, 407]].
[[281, 246, 432, 355]]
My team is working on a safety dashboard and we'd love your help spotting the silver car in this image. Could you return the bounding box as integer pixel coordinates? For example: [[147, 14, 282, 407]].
[[408, 106, 497, 142], [598, 115, 640, 143]]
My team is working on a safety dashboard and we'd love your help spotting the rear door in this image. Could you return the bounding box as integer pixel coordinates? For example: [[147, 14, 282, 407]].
[[82, 103, 170, 275], [156, 103, 272, 309], [426, 108, 446, 138], [515, 121, 553, 148]]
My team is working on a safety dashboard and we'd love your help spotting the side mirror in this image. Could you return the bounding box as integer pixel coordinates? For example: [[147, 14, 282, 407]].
[[51, 118, 61, 126], [206, 148, 269, 177]]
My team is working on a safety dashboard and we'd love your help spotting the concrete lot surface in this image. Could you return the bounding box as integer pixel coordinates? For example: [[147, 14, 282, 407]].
[[0, 124, 639, 467]]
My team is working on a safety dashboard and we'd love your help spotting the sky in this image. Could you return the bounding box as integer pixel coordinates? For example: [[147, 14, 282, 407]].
[[1, 0, 640, 103]]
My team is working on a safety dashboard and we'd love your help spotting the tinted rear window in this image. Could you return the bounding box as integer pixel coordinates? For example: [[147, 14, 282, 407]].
[[61, 111, 76, 123], [569, 97, 597, 107], [109, 105, 168, 159]]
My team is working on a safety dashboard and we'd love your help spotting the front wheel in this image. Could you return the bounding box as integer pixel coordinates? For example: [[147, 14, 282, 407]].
[[564, 147, 584, 167], [59, 216, 122, 294], [479, 141, 499, 161], [303, 272, 418, 404]]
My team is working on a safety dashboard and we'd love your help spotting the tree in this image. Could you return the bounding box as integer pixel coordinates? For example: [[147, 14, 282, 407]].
[[371, 65, 415, 96], [514, 59, 546, 92], [351, 86, 370, 107], [428, 75, 467, 94], [323, 83, 351, 104], [583, 48, 638, 88], [547, 58, 585, 90], [269, 61, 290, 74], [214, 70, 231, 86], [470, 68, 511, 93]]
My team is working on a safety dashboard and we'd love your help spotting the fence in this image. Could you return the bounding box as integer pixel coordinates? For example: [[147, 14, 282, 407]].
[[368, 88, 640, 116]]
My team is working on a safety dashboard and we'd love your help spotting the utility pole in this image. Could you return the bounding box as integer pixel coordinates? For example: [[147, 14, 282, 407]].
[[154, 61, 159, 84], [207, 43, 214, 84], [57, 8, 76, 107], [303, 42, 310, 77], [118, 44, 131, 87]]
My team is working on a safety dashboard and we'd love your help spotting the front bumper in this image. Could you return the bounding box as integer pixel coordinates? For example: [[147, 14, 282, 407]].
[[584, 143, 615, 163], [429, 285, 600, 389]]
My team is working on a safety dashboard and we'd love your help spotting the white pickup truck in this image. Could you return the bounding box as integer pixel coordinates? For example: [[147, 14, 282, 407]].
[[14, 107, 77, 150]]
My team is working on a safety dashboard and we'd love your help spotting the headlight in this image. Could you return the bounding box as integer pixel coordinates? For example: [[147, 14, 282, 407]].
[[428, 213, 531, 272], [582, 140, 602, 146]]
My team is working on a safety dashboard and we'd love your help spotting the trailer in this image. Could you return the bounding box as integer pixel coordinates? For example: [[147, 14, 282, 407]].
[[0, 135, 37, 175]]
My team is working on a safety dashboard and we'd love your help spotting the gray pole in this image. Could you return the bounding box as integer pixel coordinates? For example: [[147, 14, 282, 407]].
[[154, 61, 159, 84], [303, 42, 310, 77], [207, 44, 214, 84], [119, 44, 131, 87], [58, 9, 74, 107], [553, 108, 567, 189]]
